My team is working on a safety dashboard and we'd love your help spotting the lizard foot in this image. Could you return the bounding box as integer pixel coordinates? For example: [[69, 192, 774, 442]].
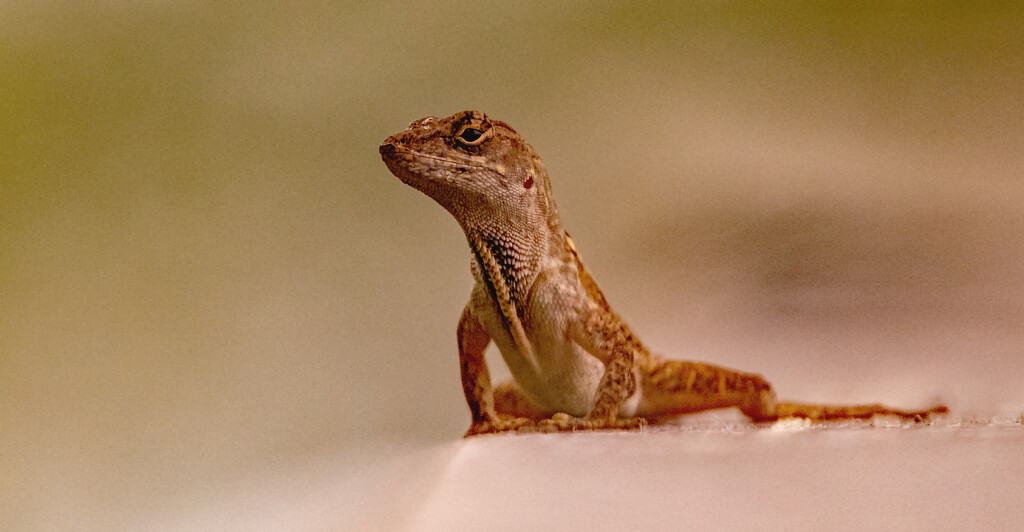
[[538, 413, 646, 433], [464, 417, 537, 438]]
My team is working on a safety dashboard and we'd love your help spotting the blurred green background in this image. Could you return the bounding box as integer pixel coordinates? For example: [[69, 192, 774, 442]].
[[2, 2, 1022, 529]]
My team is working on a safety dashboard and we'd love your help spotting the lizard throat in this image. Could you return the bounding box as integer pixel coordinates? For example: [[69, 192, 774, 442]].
[[468, 230, 539, 308]]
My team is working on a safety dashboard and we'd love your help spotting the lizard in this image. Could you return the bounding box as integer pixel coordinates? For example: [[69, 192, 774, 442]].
[[379, 110, 949, 437]]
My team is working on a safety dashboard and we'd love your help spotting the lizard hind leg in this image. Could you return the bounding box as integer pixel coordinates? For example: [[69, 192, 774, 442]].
[[635, 358, 780, 422], [492, 380, 552, 421], [636, 358, 948, 424]]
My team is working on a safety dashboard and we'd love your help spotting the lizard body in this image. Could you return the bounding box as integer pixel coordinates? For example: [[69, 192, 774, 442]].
[[380, 110, 947, 436]]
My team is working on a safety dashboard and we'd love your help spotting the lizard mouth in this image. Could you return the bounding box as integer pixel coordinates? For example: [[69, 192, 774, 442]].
[[379, 140, 487, 185], [380, 141, 445, 187]]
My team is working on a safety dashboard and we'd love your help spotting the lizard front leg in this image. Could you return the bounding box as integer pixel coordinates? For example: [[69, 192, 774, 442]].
[[541, 306, 646, 432], [457, 304, 536, 437]]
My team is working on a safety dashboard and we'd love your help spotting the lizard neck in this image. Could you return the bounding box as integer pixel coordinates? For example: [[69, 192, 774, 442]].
[[452, 154, 567, 309], [462, 193, 570, 310]]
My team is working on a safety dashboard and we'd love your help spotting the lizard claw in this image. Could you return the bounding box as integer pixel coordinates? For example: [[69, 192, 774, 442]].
[[539, 413, 594, 432]]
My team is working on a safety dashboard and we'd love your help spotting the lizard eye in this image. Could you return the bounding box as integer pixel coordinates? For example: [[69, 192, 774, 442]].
[[455, 125, 489, 146]]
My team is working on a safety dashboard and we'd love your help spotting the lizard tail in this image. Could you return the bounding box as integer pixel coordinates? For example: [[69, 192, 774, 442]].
[[773, 401, 949, 423]]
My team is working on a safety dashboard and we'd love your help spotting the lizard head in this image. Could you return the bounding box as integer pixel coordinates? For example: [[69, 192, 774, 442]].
[[380, 110, 556, 232]]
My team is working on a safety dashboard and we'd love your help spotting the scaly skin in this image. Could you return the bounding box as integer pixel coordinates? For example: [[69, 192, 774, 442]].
[[380, 110, 948, 437]]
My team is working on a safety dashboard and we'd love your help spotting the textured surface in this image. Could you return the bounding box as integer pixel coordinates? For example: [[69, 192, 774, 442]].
[[153, 422, 1024, 532]]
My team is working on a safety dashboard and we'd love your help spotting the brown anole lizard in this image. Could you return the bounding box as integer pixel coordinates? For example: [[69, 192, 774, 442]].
[[380, 110, 948, 437]]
